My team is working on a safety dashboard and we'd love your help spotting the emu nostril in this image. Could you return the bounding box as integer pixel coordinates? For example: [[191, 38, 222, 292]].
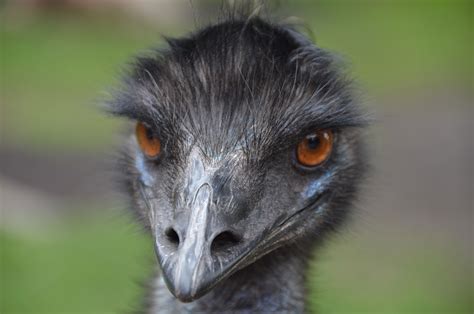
[[211, 231, 241, 253], [164, 227, 180, 248]]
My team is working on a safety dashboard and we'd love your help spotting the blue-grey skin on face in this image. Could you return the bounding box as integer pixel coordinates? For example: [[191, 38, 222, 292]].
[[133, 128, 358, 302], [111, 17, 367, 304]]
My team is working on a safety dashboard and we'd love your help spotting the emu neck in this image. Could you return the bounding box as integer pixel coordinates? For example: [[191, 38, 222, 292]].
[[150, 248, 311, 313]]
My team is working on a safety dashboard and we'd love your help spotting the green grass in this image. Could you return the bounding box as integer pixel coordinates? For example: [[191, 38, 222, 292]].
[[309, 237, 472, 313], [0, 213, 155, 313], [1, 213, 471, 313]]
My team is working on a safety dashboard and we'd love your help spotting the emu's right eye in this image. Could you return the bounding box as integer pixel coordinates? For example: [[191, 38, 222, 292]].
[[296, 130, 333, 168], [136, 122, 161, 158]]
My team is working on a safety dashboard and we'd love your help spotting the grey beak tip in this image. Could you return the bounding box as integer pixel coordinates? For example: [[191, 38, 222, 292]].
[[173, 288, 198, 303]]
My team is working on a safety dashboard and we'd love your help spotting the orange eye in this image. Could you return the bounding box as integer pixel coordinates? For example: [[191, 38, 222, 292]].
[[296, 130, 333, 167], [136, 122, 161, 158]]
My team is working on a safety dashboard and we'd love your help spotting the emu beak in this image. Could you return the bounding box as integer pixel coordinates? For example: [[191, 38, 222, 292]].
[[159, 183, 246, 302], [172, 183, 213, 301]]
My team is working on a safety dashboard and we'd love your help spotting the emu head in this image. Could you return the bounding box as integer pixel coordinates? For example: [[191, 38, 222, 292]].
[[110, 18, 367, 302]]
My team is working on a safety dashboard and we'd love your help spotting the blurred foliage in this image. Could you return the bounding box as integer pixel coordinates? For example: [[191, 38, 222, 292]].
[[291, 1, 472, 92], [1, 213, 471, 313], [1, 1, 472, 152], [2, 12, 161, 152]]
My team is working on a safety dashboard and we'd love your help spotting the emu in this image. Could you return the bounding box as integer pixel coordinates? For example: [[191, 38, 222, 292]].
[[109, 13, 368, 313]]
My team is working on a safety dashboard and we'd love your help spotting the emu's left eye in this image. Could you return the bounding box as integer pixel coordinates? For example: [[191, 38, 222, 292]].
[[136, 122, 161, 158], [296, 130, 333, 168]]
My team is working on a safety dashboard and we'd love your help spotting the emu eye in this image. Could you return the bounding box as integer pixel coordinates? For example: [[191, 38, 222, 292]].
[[296, 130, 333, 167], [136, 122, 161, 158]]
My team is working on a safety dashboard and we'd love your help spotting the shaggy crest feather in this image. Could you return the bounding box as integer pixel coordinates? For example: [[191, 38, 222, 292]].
[[108, 17, 367, 160]]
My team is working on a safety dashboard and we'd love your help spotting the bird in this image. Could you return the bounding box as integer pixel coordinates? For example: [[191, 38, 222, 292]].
[[107, 10, 368, 314]]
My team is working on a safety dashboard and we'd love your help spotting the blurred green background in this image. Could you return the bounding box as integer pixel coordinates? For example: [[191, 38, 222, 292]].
[[1, 0, 472, 313]]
